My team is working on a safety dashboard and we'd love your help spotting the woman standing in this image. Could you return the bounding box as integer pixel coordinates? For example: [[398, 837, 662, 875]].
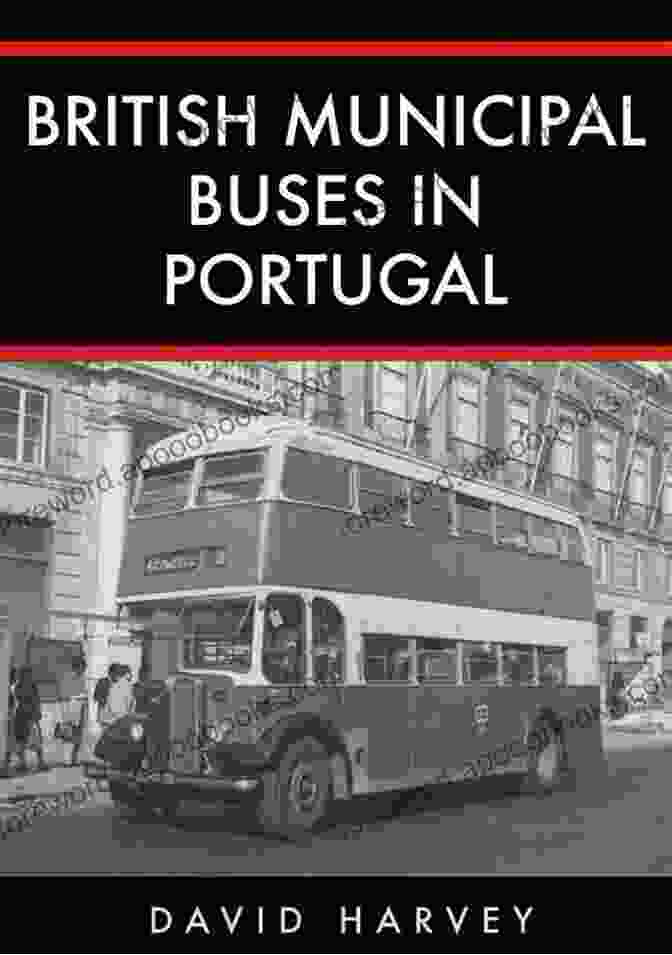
[[98, 663, 134, 728], [12, 666, 47, 773]]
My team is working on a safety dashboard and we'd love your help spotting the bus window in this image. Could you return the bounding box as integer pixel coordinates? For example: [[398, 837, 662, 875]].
[[363, 636, 412, 683], [412, 481, 452, 533], [262, 594, 305, 684], [502, 644, 535, 685], [530, 517, 560, 556], [458, 494, 492, 537], [197, 451, 267, 506], [538, 647, 567, 686], [312, 597, 345, 683], [566, 526, 583, 563], [496, 506, 529, 549], [417, 638, 458, 683], [463, 641, 498, 684], [135, 461, 194, 516], [358, 466, 406, 520], [182, 598, 255, 671], [283, 448, 351, 509]]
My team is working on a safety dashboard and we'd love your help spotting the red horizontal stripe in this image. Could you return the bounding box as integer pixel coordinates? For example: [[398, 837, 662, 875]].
[[0, 346, 671, 360], [0, 41, 670, 57]]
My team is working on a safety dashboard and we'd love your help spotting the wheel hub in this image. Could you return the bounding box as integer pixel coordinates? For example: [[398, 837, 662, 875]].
[[290, 763, 320, 813]]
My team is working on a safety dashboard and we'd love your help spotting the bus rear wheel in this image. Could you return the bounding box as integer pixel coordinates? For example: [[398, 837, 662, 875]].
[[254, 737, 332, 840], [524, 723, 567, 795]]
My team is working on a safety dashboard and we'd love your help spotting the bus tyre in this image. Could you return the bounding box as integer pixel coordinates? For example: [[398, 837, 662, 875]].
[[524, 723, 566, 795], [255, 737, 332, 840]]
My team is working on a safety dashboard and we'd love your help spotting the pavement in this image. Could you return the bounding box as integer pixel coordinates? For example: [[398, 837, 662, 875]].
[[0, 764, 106, 840]]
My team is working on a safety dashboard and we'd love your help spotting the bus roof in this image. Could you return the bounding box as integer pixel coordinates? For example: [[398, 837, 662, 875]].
[[144, 414, 584, 530]]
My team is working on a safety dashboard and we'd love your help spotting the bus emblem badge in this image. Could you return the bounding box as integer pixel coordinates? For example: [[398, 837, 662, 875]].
[[473, 704, 489, 735]]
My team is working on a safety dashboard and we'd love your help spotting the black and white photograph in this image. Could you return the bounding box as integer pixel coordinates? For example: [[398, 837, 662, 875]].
[[0, 33, 670, 948], [1, 359, 671, 870]]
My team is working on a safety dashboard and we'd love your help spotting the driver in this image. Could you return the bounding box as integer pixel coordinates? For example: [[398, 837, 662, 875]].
[[265, 625, 301, 684]]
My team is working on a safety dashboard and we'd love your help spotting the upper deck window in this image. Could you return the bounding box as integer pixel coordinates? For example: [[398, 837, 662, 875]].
[[135, 461, 194, 516], [496, 506, 529, 549], [197, 451, 267, 506], [459, 494, 492, 536], [530, 516, 560, 556], [358, 465, 406, 513], [283, 448, 351, 509], [566, 526, 584, 563]]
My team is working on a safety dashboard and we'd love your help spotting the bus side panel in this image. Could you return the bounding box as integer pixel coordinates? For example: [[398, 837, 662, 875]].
[[264, 504, 594, 622], [118, 505, 263, 598], [341, 686, 411, 782], [409, 685, 526, 778], [410, 685, 604, 783]]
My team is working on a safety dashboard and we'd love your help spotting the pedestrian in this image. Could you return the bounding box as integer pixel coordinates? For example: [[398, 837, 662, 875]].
[[10, 666, 47, 774], [609, 671, 627, 719], [99, 663, 134, 728], [93, 663, 118, 724], [2, 667, 18, 776]]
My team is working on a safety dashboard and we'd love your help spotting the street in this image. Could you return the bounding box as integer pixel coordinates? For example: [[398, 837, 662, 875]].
[[1, 733, 670, 875]]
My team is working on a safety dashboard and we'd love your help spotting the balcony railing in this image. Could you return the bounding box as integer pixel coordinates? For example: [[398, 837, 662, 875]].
[[366, 410, 431, 455]]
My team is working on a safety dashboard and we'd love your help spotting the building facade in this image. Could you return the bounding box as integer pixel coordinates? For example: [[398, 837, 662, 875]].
[[1, 358, 671, 755]]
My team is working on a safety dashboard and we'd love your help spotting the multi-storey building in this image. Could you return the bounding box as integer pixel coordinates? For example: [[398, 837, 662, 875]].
[[1, 358, 671, 756]]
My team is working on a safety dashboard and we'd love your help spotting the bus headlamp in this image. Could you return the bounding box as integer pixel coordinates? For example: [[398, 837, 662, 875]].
[[203, 719, 235, 743], [129, 722, 145, 743]]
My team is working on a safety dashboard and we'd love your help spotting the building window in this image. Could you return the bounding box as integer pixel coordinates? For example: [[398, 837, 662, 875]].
[[629, 450, 648, 507], [455, 378, 480, 447], [374, 363, 408, 442], [553, 416, 576, 478], [378, 363, 407, 418], [596, 611, 613, 651], [632, 549, 645, 591], [630, 614, 648, 651], [508, 397, 531, 453], [594, 539, 612, 585], [0, 382, 48, 466], [594, 432, 615, 493]]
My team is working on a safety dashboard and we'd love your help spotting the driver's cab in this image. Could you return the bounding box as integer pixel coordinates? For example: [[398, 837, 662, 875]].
[[261, 592, 346, 686]]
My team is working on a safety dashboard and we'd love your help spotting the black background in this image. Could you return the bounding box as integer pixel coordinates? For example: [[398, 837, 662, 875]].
[[0, 873, 659, 949], [1, 40, 669, 947], [3, 54, 668, 343]]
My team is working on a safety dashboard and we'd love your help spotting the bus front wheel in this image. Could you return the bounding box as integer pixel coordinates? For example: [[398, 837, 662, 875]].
[[255, 737, 332, 839], [524, 723, 567, 795]]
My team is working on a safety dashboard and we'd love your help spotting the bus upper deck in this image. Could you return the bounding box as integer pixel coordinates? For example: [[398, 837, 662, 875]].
[[118, 416, 594, 624]]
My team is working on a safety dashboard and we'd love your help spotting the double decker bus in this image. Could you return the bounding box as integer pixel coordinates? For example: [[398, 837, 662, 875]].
[[89, 416, 602, 839]]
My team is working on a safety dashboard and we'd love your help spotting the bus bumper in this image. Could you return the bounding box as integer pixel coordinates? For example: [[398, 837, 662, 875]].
[[85, 763, 261, 798]]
